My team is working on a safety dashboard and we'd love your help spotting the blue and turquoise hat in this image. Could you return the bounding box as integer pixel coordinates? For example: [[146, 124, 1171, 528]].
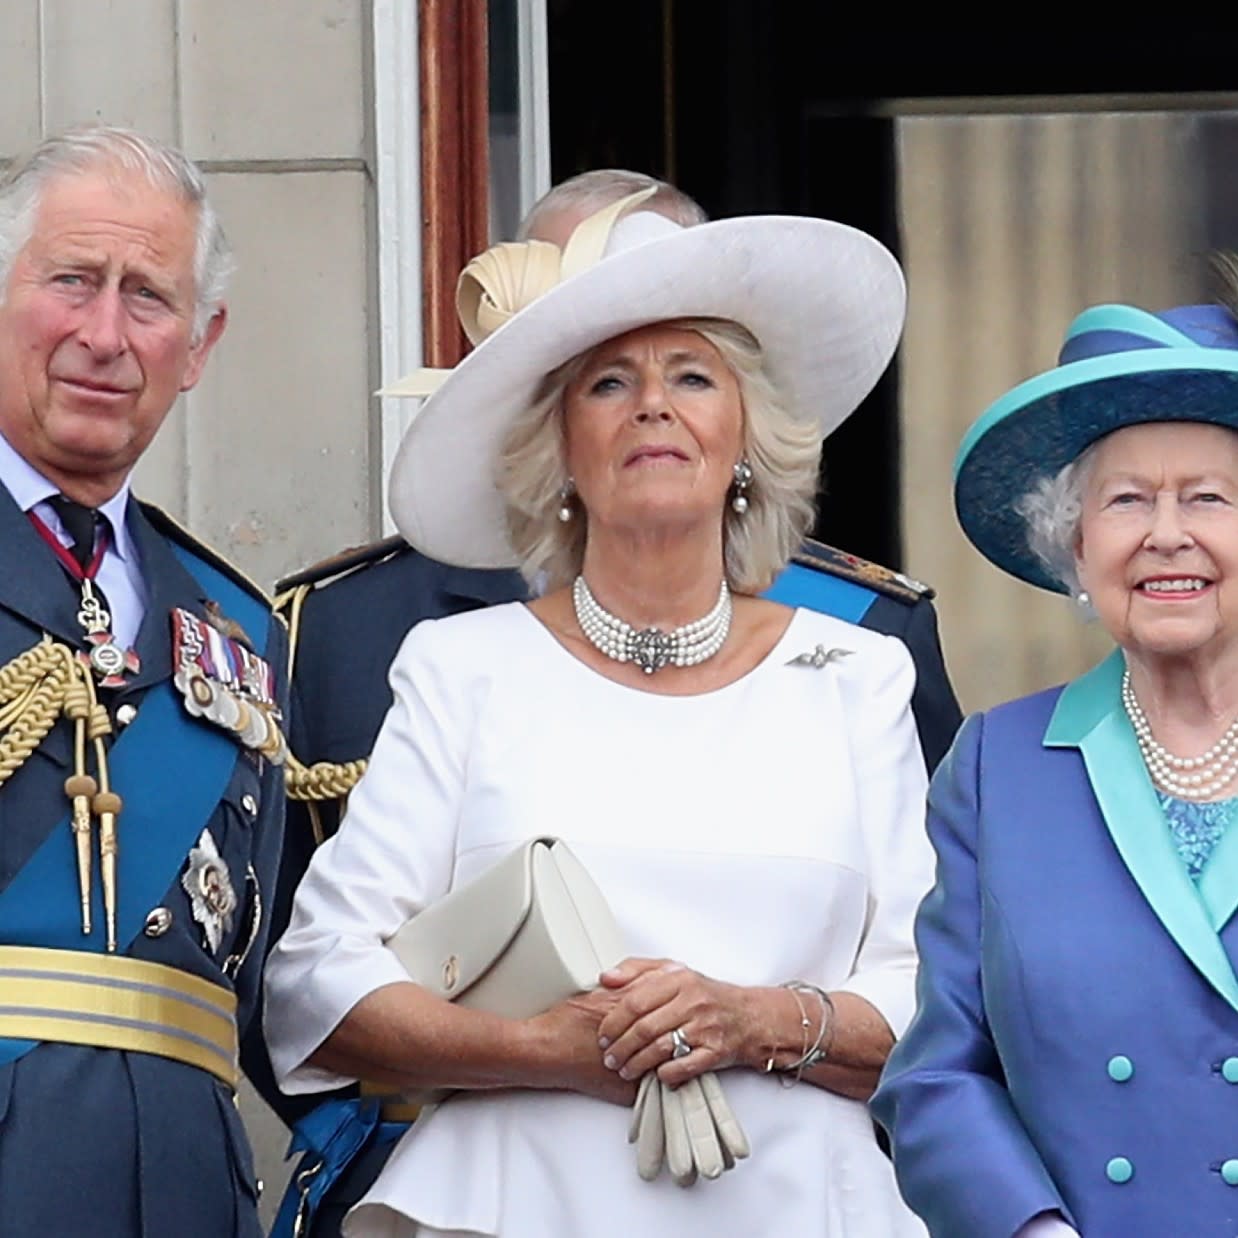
[[953, 302, 1238, 593]]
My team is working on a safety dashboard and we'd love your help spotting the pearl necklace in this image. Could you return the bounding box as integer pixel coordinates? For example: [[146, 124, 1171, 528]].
[[1121, 669, 1238, 800], [572, 576, 732, 675]]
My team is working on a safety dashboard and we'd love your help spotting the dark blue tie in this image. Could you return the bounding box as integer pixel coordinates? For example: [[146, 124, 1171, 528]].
[[47, 495, 102, 570]]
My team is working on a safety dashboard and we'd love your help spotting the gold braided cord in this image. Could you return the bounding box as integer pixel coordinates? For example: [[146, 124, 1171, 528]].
[[0, 638, 119, 947], [277, 583, 367, 806], [274, 583, 312, 681], [0, 641, 80, 788], [285, 751, 367, 802], [86, 702, 111, 741]]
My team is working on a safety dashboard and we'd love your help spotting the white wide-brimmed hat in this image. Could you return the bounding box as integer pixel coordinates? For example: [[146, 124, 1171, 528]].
[[385, 191, 906, 569]]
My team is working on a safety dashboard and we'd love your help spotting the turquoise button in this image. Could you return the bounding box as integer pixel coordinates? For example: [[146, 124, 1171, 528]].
[[1106, 1157, 1134, 1184], [1107, 1055, 1134, 1083], [1223, 1058, 1238, 1084], [1223, 1160, 1238, 1186]]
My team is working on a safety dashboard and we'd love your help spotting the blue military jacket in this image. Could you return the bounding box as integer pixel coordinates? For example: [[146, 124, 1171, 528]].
[[0, 485, 287, 1238], [765, 538, 960, 772], [874, 651, 1238, 1237]]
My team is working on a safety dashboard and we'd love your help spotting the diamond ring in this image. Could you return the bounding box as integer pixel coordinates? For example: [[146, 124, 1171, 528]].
[[670, 1027, 692, 1059]]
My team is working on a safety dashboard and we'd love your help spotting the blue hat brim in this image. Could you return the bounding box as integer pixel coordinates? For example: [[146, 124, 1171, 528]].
[[954, 350, 1238, 593]]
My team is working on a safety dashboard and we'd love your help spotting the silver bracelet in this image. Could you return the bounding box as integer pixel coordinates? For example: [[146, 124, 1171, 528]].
[[775, 981, 834, 1084]]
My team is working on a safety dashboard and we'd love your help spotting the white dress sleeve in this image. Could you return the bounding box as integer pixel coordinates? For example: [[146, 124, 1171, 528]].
[[1013, 1215, 1081, 1238], [830, 633, 934, 1037], [263, 617, 475, 1092]]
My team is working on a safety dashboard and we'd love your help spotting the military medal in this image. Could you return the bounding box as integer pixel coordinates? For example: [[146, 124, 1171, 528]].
[[77, 580, 141, 685], [27, 510, 141, 686], [171, 607, 286, 764], [181, 829, 237, 953]]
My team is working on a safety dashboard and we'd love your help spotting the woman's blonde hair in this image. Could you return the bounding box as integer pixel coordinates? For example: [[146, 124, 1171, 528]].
[[497, 318, 822, 593]]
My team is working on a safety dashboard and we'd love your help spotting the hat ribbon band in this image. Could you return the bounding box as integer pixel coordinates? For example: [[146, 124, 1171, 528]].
[[378, 186, 659, 399]]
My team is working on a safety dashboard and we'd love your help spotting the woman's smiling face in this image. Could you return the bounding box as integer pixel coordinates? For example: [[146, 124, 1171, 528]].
[[1075, 421, 1238, 665]]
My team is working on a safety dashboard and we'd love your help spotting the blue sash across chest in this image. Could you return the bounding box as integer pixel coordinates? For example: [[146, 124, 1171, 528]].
[[0, 545, 269, 1065], [761, 560, 877, 623]]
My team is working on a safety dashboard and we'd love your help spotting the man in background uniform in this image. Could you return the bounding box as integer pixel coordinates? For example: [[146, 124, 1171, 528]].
[[269, 169, 961, 1236], [0, 126, 288, 1237]]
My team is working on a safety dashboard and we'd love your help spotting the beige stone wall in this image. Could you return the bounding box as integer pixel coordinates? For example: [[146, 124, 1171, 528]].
[[898, 112, 1194, 715], [0, 0, 376, 1223], [0, 0, 378, 594]]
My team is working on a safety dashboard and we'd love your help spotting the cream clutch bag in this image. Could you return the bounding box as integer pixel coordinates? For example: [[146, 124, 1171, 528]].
[[383, 834, 750, 1184], [384, 835, 625, 1018]]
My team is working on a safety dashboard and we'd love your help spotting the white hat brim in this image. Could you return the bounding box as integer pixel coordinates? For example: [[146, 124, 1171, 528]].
[[388, 214, 905, 568]]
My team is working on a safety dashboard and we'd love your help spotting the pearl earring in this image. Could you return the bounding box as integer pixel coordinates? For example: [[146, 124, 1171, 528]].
[[557, 479, 576, 524], [731, 459, 753, 515], [1076, 590, 1091, 608]]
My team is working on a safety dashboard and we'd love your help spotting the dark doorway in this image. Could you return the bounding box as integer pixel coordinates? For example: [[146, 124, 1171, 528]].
[[547, 4, 1238, 572]]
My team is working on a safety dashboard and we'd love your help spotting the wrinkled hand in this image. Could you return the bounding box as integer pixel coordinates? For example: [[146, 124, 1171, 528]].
[[628, 1069, 751, 1186], [597, 958, 760, 1087], [526, 986, 638, 1107]]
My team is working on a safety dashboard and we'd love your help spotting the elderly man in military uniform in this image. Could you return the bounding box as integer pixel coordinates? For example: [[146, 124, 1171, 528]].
[[0, 126, 288, 1237], [268, 169, 961, 1237]]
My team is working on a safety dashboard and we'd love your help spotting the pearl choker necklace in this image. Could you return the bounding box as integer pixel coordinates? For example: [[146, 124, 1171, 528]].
[[1121, 669, 1238, 800], [572, 576, 732, 675]]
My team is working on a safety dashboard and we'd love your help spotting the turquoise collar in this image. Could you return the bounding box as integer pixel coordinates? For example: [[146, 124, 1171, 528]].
[[1045, 650, 1238, 1010]]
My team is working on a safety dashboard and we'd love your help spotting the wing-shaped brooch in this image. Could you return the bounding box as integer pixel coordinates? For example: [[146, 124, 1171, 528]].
[[786, 644, 854, 669]]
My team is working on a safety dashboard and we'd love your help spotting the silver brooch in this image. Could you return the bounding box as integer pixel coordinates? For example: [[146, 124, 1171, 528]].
[[786, 644, 854, 669], [181, 829, 237, 953]]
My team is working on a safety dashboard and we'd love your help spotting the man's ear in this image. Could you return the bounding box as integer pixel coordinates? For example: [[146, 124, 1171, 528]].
[[180, 304, 228, 392]]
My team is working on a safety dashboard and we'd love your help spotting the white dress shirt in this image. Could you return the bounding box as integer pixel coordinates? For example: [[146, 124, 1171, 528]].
[[0, 430, 146, 650]]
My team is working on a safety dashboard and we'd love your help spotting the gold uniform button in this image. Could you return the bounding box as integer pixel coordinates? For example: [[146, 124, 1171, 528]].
[[241, 793, 258, 816], [144, 907, 173, 937], [116, 704, 138, 727]]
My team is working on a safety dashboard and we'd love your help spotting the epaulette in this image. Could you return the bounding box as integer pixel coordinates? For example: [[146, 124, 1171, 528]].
[[138, 501, 272, 606], [275, 534, 408, 595], [273, 536, 406, 834], [791, 537, 935, 604], [274, 535, 412, 682]]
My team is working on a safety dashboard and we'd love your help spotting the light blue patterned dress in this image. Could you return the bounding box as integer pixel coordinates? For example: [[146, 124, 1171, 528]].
[[1156, 792, 1236, 883]]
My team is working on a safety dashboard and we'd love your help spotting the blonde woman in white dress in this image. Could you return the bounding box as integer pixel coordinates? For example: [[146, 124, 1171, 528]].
[[264, 192, 932, 1238]]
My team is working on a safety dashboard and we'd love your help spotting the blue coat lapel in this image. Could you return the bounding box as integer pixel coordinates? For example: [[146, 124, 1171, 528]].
[[118, 503, 208, 694], [1045, 649, 1238, 1012], [0, 481, 87, 646]]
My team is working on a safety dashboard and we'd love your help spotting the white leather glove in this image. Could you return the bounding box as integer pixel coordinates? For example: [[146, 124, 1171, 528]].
[[628, 1070, 750, 1186]]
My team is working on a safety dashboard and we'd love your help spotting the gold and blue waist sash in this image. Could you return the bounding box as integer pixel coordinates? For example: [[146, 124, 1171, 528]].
[[0, 945, 237, 1086]]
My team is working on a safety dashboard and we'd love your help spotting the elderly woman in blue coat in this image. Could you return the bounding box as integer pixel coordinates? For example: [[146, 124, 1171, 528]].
[[872, 300, 1238, 1237]]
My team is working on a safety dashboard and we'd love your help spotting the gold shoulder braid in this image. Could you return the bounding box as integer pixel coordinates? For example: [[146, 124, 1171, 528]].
[[284, 752, 367, 804], [284, 753, 367, 846], [0, 638, 119, 949], [275, 582, 367, 844]]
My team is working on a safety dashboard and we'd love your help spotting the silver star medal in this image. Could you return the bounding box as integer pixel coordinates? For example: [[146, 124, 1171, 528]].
[[786, 644, 854, 669], [181, 829, 237, 953]]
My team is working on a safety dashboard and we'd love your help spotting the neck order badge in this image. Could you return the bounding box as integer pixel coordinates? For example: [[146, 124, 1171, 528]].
[[28, 502, 140, 687]]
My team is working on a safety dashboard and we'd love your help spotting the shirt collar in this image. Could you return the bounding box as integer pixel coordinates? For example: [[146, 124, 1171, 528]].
[[0, 429, 138, 563]]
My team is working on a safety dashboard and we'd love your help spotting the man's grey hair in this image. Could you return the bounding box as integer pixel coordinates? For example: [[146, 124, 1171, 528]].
[[518, 169, 708, 240], [0, 125, 232, 341], [1015, 440, 1102, 599]]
